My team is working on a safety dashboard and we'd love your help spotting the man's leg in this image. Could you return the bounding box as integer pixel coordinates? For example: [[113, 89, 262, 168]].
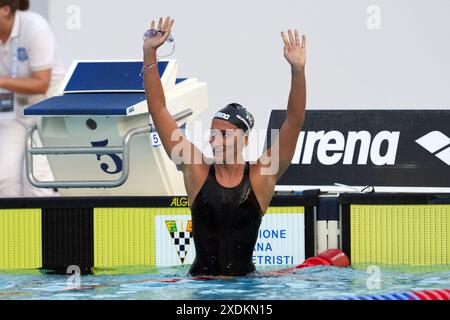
[[0, 119, 26, 197], [21, 129, 59, 197]]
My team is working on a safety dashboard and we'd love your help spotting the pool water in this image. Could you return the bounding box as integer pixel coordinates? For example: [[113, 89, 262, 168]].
[[1, 265, 450, 300]]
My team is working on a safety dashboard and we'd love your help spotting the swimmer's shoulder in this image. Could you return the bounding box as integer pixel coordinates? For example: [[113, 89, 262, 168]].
[[182, 159, 213, 208]]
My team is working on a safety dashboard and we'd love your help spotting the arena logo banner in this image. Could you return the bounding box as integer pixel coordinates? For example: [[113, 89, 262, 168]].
[[266, 110, 450, 188]]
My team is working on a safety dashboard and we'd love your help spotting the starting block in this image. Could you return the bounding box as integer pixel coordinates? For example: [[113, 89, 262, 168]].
[[24, 60, 208, 196]]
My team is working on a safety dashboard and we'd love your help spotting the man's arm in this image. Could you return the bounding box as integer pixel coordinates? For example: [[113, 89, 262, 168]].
[[257, 30, 307, 182], [0, 69, 51, 95]]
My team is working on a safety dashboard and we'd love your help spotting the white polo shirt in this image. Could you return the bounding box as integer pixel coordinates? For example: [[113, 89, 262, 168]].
[[0, 10, 66, 108]]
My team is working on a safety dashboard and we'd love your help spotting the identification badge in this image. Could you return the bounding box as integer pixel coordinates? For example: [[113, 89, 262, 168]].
[[151, 132, 162, 147], [0, 88, 14, 119]]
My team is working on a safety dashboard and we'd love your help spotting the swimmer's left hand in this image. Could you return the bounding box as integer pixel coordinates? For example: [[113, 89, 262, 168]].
[[281, 29, 306, 72]]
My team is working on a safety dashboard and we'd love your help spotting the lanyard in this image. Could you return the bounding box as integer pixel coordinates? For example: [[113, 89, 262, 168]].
[[11, 37, 18, 79]]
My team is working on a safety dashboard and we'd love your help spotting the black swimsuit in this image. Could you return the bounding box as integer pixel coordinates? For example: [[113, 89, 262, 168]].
[[189, 162, 263, 277]]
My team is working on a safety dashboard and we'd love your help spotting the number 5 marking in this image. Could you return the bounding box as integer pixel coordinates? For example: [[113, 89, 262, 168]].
[[91, 139, 123, 174]]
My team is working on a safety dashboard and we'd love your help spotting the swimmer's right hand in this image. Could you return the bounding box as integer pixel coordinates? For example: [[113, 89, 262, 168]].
[[143, 17, 175, 53]]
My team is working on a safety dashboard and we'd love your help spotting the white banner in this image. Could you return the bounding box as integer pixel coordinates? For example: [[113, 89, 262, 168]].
[[155, 212, 305, 268]]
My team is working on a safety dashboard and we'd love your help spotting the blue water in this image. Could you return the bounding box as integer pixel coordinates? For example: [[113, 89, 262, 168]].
[[1, 265, 450, 300]]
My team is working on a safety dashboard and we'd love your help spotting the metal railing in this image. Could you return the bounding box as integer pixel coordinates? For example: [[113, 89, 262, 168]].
[[26, 109, 193, 189]]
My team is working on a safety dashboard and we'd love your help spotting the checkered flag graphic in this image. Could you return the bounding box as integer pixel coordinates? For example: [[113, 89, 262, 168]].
[[165, 220, 193, 264], [170, 231, 192, 263]]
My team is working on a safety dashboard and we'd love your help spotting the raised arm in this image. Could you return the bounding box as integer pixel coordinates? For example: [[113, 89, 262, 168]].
[[257, 29, 307, 182], [143, 17, 186, 160], [143, 17, 206, 161], [143, 17, 210, 202]]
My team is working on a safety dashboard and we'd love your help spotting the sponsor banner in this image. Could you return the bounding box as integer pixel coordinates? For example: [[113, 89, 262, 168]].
[[267, 110, 450, 188], [253, 213, 305, 267], [155, 212, 305, 268]]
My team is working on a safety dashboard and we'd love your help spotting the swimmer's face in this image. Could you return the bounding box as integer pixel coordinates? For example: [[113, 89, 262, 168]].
[[210, 119, 249, 164]]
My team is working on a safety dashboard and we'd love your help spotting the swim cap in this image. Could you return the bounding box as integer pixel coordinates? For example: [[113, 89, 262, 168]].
[[213, 103, 255, 133]]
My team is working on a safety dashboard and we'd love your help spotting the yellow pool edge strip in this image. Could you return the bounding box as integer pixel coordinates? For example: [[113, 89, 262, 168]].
[[350, 204, 450, 266], [0, 209, 42, 270], [94, 207, 192, 268], [266, 206, 304, 215]]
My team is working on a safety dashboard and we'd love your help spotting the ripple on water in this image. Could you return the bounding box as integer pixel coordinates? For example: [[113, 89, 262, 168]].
[[1, 265, 450, 300]]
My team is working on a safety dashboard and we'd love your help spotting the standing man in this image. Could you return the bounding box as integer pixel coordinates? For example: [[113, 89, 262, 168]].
[[0, 0, 66, 197]]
